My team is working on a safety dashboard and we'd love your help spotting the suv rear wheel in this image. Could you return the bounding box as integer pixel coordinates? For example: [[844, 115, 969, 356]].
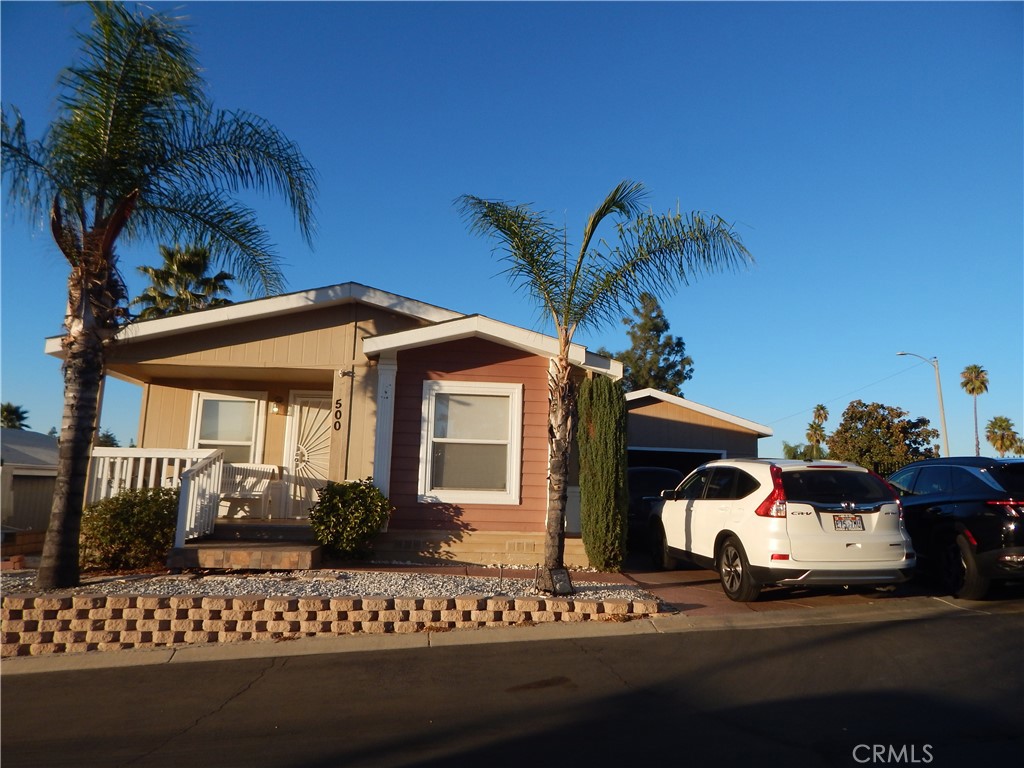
[[718, 537, 762, 602], [943, 534, 991, 600]]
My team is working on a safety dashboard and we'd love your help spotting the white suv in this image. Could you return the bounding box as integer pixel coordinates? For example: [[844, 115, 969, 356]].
[[648, 459, 916, 601]]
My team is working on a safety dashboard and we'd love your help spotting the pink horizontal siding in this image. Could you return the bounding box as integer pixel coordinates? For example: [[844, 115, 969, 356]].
[[388, 338, 549, 533]]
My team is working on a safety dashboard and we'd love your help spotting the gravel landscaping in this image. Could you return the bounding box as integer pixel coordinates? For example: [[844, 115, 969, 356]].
[[0, 568, 658, 604]]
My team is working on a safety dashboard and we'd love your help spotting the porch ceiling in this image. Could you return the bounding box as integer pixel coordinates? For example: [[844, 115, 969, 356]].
[[106, 363, 334, 387]]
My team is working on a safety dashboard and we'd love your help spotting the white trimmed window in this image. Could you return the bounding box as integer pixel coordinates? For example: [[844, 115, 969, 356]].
[[190, 391, 266, 463], [418, 381, 523, 505]]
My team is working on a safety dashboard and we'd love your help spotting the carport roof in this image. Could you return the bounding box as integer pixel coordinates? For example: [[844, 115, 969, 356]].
[[625, 388, 773, 437]]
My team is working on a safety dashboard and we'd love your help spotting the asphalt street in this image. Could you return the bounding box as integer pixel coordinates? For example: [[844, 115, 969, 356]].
[[3, 598, 1022, 768]]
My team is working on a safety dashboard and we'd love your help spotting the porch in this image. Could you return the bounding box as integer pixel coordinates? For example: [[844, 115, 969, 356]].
[[89, 449, 320, 570]]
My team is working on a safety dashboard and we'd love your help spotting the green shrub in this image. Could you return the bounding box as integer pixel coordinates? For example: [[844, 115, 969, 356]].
[[308, 479, 393, 558], [577, 375, 629, 571], [80, 487, 180, 570]]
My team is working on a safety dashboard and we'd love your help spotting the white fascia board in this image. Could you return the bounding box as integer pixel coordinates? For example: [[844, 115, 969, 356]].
[[625, 387, 774, 437], [44, 282, 464, 358], [364, 315, 622, 378]]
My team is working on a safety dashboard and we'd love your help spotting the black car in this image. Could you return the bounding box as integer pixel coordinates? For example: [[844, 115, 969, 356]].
[[888, 457, 1024, 599], [627, 467, 685, 542]]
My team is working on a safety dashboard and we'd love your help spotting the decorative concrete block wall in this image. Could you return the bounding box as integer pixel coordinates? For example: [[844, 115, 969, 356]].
[[1, 593, 661, 656]]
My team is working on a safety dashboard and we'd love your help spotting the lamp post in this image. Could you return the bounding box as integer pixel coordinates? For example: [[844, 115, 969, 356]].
[[897, 351, 950, 457]]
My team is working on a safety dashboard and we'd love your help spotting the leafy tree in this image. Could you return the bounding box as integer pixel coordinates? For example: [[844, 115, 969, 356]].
[[95, 429, 120, 447], [1, 403, 30, 430], [782, 441, 817, 460], [2, 3, 317, 589], [826, 400, 939, 474], [985, 416, 1019, 458], [604, 293, 693, 396], [960, 364, 989, 457], [458, 181, 750, 592], [577, 375, 628, 572], [132, 244, 234, 319]]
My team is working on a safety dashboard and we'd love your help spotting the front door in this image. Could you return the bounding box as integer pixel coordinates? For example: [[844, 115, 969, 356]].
[[284, 391, 332, 518]]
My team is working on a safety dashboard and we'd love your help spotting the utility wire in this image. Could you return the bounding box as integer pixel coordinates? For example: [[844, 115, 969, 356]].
[[767, 361, 929, 426]]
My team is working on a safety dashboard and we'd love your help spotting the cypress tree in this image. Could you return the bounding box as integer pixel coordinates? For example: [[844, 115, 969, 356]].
[[577, 375, 629, 571]]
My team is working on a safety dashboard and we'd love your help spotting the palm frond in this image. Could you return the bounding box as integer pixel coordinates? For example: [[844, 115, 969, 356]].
[[456, 194, 567, 327], [140, 191, 285, 296]]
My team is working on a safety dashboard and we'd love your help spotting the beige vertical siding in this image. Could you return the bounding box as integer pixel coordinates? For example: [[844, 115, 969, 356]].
[[627, 400, 760, 456]]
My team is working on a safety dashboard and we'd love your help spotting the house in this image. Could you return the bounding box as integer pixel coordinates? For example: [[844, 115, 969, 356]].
[[45, 281, 771, 568], [625, 388, 773, 475], [1, 428, 59, 556]]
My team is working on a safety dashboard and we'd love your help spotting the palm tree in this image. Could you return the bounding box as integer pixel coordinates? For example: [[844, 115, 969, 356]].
[[133, 244, 234, 319], [806, 421, 826, 460], [813, 403, 829, 427], [1, 403, 30, 430], [986, 416, 1018, 458], [960, 364, 989, 456], [459, 181, 751, 592], [2, 3, 317, 589]]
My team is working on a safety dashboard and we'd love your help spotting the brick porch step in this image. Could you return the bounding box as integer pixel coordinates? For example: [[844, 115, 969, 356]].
[[168, 541, 322, 571]]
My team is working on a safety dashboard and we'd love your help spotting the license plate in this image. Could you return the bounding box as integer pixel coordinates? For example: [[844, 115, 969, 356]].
[[834, 514, 864, 531]]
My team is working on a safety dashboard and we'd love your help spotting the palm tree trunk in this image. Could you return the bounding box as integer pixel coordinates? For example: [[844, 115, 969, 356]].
[[36, 303, 106, 589], [973, 395, 980, 457], [536, 354, 575, 595]]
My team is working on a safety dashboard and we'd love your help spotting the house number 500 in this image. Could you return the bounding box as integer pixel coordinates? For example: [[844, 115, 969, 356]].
[[334, 399, 343, 431]]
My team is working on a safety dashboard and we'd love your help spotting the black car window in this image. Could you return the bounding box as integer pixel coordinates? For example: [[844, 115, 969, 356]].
[[916, 466, 952, 495], [888, 468, 919, 497], [991, 462, 1024, 495], [704, 468, 737, 500], [677, 470, 711, 501], [735, 470, 760, 499], [951, 467, 995, 495], [781, 469, 894, 504]]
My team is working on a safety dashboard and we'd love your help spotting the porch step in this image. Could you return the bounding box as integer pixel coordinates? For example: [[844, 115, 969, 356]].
[[168, 541, 322, 571], [209, 521, 316, 543]]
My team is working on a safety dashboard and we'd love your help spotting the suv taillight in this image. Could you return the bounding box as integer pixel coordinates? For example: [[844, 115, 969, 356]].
[[987, 500, 1022, 517], [755, 465, 787, 517]]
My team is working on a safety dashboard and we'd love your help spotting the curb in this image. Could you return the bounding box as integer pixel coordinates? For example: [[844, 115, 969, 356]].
[[1, 594, 994, 676]]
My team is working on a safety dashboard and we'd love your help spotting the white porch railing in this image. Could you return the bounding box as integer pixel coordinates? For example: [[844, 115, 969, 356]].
[[175, 451, 224, 547], [87, 448, 224, 546], [87, 448, 217, 503]]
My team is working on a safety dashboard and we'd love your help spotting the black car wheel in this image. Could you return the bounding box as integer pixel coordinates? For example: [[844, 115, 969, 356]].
[[718, 537, 762, 602], [943, 534, 991, 600], [649, 521, 677, 571]]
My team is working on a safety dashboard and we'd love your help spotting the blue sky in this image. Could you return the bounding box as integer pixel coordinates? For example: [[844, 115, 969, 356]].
[[2, 1, 1022, 458]]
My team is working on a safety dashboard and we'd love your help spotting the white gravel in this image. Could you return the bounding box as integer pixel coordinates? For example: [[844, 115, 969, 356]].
[[0, 569, 658, 604]]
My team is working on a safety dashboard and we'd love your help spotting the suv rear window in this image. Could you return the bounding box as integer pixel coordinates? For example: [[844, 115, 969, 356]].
[[781, 469, 895, 504], [991, 462, 1024, 495]]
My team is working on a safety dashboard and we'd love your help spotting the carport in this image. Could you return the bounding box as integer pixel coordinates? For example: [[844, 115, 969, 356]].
[[625, 388, 772, 476]]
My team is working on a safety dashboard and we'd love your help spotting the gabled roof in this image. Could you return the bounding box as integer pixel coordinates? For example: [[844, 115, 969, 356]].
[[1, 429, 59, 468], [625, 388, 773, 437], [45, 281, 463, 355], [364, 315, 623, 379]]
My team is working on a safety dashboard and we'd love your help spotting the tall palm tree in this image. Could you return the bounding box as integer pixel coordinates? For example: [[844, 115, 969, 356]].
[[133, 244, 234, 319], [459, 181, 751, 592], [1, 403, 30, 430], [985, 416, 1018, 458], [813, 403, 829, 427], [2, 3, 317, 588], [806, 421, 826, 460], [960, 364, 989, 456]]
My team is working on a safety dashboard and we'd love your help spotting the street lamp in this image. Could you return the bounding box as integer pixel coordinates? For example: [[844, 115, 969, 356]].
[[897, 351, 950, 457]]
